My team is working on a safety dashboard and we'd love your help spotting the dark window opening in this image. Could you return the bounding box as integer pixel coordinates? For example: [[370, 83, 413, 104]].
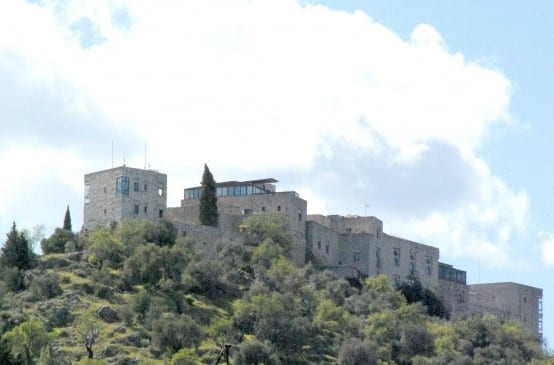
[[159, 209, 164, 218], [144, 205, 148, 214], [134, 204, 139, 215], [134, 182, 139, 192], [277, 205, 281, 212], [325, 244, 329, 254]]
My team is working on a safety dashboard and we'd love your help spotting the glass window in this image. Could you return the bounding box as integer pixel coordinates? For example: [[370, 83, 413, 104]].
[[247, 186, 253, 195], [354, 252, 360, 262], [116, 176, 129, 196], [144, 205, 148, 214], [325, 244, 329, 254], [134, 181, 139, 192], [134, 204, 139, 215], [144, 183, 147, 191], [240, 186, 247, 195], [84, 185, 90, 203], [317, 240, 321, 250], [409, 261, 415, 274]]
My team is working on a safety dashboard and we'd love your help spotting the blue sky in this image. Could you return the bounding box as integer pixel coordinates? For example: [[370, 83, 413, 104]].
[[0, 0, 552, 346]]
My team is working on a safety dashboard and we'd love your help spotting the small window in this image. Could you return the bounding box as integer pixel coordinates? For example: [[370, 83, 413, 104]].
[[317, 240, 321, 250], [325, 244, 329, 254], [277, 205, 281, 212], [298, 213, 302, 221], [134, 181, 139, 192], [84, 184, 90, 203], [261, 206, 266, 212], [353, 252, 360, 262], [103, 208, 107, 215], [409, 261, 415, 275], [394, 248, 400, 267], [103, 186, 107, 193], [144, 183, 147, 191], [134, 204, 139, 215], [144, 205, 148, 214], [159, 209, 164, 218], [158, 187, 164, 197]]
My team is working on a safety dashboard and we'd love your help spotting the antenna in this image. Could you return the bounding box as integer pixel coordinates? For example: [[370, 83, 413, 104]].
[[144, 139, 147, 170], [111, 140, 114, 168]]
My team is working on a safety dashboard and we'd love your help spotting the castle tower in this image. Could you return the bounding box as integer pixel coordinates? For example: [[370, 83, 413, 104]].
[[83, 166, 167, 231]]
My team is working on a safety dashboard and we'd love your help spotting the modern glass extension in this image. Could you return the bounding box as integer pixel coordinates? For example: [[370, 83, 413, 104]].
[[184, 178, 278, 200]]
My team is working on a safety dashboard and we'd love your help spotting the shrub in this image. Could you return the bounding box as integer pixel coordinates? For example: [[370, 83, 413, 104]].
[[29, 273, 63, 301], [41, 228, 75, 254], [151, 313, 204, 354]]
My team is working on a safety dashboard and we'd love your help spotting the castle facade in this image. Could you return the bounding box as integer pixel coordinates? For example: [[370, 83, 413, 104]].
[[82, 166, 543, 338]]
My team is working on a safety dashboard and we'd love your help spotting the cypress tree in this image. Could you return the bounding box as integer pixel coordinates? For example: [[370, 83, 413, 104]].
[[199, 164, 218, 227], [0, 222, 32, 271], [63, 205, 72, 231]]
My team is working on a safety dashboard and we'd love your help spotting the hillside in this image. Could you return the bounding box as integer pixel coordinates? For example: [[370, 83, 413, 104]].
[[0, 215, 551, 365]]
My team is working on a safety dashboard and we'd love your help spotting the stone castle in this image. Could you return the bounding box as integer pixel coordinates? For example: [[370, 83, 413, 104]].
[[83, 165, 543, 339]]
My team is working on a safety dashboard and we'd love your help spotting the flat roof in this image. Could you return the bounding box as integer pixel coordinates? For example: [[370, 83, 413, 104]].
[[185, 178, 278, 189]]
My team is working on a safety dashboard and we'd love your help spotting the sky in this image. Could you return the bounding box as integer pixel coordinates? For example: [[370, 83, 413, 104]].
[[0, 0, 552, 346]]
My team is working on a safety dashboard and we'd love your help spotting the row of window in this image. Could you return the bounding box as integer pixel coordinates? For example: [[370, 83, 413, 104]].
[[116, 176, 164, 198], [438, 266, 466, 284], [315, 241, 432, 275], [185, 185, 267, 200], [133, 203, 164, 218]]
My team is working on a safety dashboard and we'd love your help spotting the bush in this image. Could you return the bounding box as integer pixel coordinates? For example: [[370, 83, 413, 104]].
[[41, 228, 75, 254], [337, 338, 378, 365], [235, 339, 280, 365], [145, 219, 177, 246], [3, 267, 24, 292], [151, 313, 204, 354], [29, 273, 62, 301]]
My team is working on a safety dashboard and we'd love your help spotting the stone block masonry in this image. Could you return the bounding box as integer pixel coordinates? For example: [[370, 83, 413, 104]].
[[83, 166, 167, 231]]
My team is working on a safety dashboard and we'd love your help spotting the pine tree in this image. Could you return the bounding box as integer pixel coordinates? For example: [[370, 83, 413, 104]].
[[0, 222, 33, 271], [199, 164, 218, 227], [63, 205, 72, 231]]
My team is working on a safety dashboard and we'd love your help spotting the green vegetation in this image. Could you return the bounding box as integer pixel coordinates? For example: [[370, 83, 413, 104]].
[[0, 217, 550, 364], [199, 164, 218, 227]]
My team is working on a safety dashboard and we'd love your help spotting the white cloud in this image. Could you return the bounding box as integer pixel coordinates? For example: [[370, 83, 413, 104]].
[[0, 0, 529, 267], [540, 233, 554, 267]]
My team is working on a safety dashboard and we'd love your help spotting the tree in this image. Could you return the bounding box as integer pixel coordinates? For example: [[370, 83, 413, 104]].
[[199, 164, 218, 227], [41, 228, 75, 254], [63, 205, 72, 231], [1, 223, 33, 271], [3, 320, 51, 365]]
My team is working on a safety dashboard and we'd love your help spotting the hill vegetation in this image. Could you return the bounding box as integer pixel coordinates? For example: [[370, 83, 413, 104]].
[[0, 214, 551, 364]]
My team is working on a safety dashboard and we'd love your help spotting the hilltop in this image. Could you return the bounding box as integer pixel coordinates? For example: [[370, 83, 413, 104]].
[[0, 216, 550, 364]]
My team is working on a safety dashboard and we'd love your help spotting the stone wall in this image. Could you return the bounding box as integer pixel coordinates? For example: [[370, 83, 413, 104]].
[[83, 166, 167, 231], [180, 191, 307, 266], [468, 282, 543, 338]]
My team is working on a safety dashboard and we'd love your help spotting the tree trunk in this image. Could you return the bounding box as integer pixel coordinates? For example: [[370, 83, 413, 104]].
[[86, 344, 93, 359]]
